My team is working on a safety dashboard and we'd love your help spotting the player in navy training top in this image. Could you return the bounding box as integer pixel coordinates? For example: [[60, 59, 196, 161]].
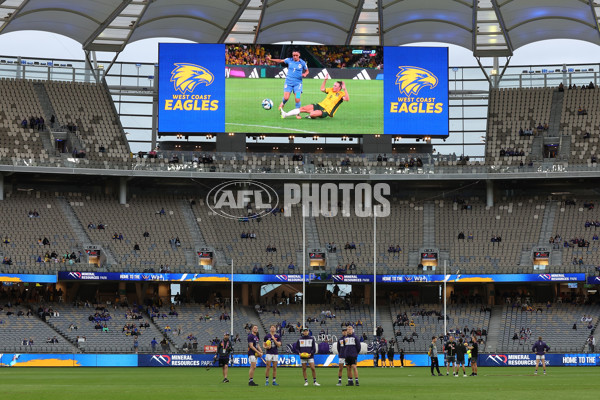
[[296, 327, 320, 386], [532, 336, 550, 375], [247, 325, 263, 386], [336, 327, 347, 386], [343, 325, 361, 386], [267, 50, 309, 117], [263, 324, 282, 386]]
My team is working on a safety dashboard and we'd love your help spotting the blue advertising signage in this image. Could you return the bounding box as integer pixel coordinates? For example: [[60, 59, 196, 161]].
[[479, 353, 600, 367], [58, 272, 586, 283], [587, 276, 600, 284], [377, 273, 585, 283], [384, 46, 449, 137], [158, 43, 225, 133]]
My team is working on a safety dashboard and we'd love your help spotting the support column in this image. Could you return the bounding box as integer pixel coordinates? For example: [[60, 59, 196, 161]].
[[242, 284, 249, 306], [364, 284, 371, 305], [487, 283, 495, 305], [0, 174, 4, 200], [119, 177, 127, 205], [493, 57, 500, 88], [486, 180, 494, 208], [120, 281, 129, 303]]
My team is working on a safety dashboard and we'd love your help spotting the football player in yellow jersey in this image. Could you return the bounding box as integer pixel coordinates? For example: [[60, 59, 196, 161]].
[[281, 75, 349, 119]]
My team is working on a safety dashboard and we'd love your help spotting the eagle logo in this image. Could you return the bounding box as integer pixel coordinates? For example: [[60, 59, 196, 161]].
[[170, 63, 214, 94], [395, 66, 438, 97]]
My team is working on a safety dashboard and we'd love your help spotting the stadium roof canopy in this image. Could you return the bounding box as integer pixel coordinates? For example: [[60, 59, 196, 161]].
[[1, 0, 600, 57]]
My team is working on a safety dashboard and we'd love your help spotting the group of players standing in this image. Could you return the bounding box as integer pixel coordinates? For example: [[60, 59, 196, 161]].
[[217, 327, 550, 384], [429, 334, 479, 377], [217, 324, 363, 386]]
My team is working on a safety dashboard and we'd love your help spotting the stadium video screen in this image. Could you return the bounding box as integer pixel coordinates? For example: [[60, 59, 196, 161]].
[[158, 43, 448, 137]]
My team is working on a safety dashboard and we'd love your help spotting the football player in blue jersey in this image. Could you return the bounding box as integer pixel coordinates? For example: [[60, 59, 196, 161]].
[[267, 50, 309, 118]]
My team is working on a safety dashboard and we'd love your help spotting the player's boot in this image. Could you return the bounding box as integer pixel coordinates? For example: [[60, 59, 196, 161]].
[[280, 108, 286, 119], [249, 381, 258, 386], [272, 381, 279, 386], [313, 382, 321, 386], [222, 378, 229, 383], [304, 381, 309, 386]]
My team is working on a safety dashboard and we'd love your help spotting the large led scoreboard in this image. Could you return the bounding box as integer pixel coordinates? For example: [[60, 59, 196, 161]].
[[158, 44, 449, 137]]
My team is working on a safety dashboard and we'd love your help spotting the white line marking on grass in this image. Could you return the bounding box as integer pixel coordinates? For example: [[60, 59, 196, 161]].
[[226, 123, 317, 134]]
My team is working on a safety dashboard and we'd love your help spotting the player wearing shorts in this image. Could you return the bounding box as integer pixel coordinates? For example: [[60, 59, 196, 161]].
[[216, 332, 233, 383], [296, 328, 320, 386], [343, 325, 361, 386], [532, 336, 550, 375], [468, 334, 479, 376], [445, 335, 457, 376], [336, 327, 347, 386], [455, 340, 468, 377], [268, 50, 309, 117], [379, 337, 388, 367], [247, 325, 263, 386], [264, 325, 282, 386], [281, 76, 349, 119], [387, 341, 395, 368]]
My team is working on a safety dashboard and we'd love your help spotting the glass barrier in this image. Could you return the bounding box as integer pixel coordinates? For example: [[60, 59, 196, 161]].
[[1, 153, 598, 176]]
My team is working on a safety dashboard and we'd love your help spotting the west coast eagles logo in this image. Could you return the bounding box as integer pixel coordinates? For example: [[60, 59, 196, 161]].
[[395, 66, 438, 97], [170, 63, 214, 94]]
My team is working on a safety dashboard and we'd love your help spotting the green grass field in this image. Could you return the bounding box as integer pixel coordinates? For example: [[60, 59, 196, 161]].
[[225, 79, 383, 135], [1, 366, 597, 400]]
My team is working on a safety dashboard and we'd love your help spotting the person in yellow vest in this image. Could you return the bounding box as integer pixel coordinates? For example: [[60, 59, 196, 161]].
[[281, 75, 349, 119]]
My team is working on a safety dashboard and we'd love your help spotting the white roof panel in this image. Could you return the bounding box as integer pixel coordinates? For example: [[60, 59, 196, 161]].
[[0, 0, 598, 56]]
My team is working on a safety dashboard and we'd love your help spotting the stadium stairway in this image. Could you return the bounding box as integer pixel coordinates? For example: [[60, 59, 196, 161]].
[[32, 82, 60, 155], [178, 199, 208, 248], [57, 196, 118, 267], [548, 90, 564, 138], [41, 314, 81, 353], [482, 305, 504, 353], [530, 135, 544, 161], [423, 202, 436, 247], [239, 305, 267, 338], [326, 250, 340, 270], [147, 313, 178, 352], [538, 200, 558, 246], [378, 305, 395, 347], [305, 216, 321, 249], [518, 250, 531, 267], [559, 134, 571, 161]]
